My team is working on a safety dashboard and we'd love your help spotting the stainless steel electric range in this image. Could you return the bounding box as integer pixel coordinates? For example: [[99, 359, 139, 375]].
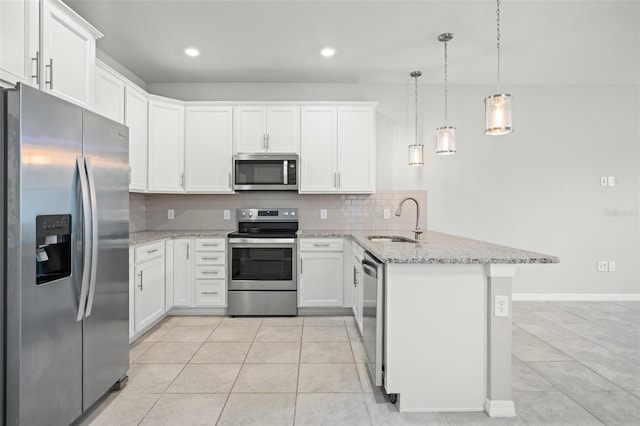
[[227, 208, 298, 316]]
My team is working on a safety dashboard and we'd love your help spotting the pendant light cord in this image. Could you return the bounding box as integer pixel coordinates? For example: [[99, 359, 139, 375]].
[[444, 40, 448, 126], [496, 0, 501, 93], [414, 74, 419, 145]]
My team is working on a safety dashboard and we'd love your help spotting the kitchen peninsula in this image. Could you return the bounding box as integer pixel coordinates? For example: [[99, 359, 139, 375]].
[[130, 229, 558, 417]]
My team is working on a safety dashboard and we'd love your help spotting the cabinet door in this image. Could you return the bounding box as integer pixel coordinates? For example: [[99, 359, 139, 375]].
[[129, 248, 135, 339], [134, 257, 166, 333], [41, 0, 101, 108], [299, 107, 338, 193], [352, 261, 364, 335], [299, 251, 344, 307], [185, 106, 233, 193], [0, 0, 39, 87], [266, 106, 300, 153], [94, 62, 125, 123], [126, 85, 148, 191], [337, 107, 375, 193], [173, 239, 194, 306], [148, 99, 185, 192], [234, 106, 267, 153]]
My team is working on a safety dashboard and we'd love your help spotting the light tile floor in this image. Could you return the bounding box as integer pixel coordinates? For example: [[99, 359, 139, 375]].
[[80, 302, 640, 425]]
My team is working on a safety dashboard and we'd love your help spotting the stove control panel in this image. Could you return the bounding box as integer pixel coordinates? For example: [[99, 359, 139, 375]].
[[237, 208, 298, 222]]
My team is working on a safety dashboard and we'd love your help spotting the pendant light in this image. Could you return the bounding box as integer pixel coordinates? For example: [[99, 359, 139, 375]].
[[436, 33, 456, 155], [408, 71, 424, 166], [484, 0, 513, 135]]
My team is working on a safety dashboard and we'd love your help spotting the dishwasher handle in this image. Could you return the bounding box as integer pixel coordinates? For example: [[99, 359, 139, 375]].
[[362, 259, 379, 277]]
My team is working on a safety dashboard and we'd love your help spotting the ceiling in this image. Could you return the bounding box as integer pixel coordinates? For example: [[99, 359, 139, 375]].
[[64, 0, 639, 86]]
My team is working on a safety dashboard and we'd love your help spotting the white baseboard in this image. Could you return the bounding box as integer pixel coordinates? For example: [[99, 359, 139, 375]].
[[484, 399, 516, 417], [513, 293, 640, 301]]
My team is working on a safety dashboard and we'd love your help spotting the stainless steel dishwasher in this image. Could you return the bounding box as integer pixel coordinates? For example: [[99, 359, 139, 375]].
[[362, 251, 384, 386]]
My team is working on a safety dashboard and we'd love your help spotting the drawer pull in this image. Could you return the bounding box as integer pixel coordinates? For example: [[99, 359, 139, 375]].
[[202, 291, 219, 295], [312, 243, 331, 247], [200, 271, 219, 275], [147, 248, 159, 254], [201, 257, 219, 261], [201, 243, 220, 247]]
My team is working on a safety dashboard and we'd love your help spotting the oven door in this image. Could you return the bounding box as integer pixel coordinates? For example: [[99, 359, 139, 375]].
[[228, 238, 297, 291]]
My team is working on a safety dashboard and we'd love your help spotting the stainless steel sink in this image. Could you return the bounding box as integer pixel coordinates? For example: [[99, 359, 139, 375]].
[[367, 235, 418, 243]]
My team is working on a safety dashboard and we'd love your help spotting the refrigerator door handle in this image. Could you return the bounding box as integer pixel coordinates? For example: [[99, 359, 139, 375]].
[[84, 157, 99, 317], [75, 157, 92, 321]]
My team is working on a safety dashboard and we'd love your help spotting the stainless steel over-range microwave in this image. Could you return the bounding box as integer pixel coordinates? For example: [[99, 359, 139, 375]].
[[232, 154, 298, 191]]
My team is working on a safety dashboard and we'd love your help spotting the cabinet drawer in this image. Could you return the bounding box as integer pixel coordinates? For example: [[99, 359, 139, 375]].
[[195, 280, 225, 306], [300, 238, 344, 252], [135, 241, 165, 263], [195, 238, 226, 252], [195, 252, 226, 265], [195, 265, 226, 279]]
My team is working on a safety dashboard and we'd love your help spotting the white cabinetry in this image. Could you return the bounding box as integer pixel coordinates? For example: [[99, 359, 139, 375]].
[[148, 97, 185, 192], [0, 0, 39, 87], [40, 0, 102, 108], [172, 239, 194, 306], [126, 84, 148, 192], [94, 61, 125, 123], [234, 106, 300, 153], [351, 242, 364, 334], [194, 239, 227, 306], [185, 106, 234, 193], [133, 241, 166, 334], [300, 105, 375, 193], [128, 247, 135, 339], [299, 239, 344, 307]]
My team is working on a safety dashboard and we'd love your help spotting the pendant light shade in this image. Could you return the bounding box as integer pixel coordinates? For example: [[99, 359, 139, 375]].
[[408, 144, 424, 165], [436, 126, 456, 155], [408, 71, 424, 166], [436, 33, 456, 155], [485, 0, 513, 135], [485, 93, 512, 135]]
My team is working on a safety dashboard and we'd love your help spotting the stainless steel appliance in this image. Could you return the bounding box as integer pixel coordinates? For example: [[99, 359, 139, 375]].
[[1, 84, 129, 425], [232, 154, 298, 191], [227, 208, 298, 315], [362, 251, 385, 386]]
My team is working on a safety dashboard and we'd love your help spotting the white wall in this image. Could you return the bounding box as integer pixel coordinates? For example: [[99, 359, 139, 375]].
[[148, 81, 639, 296]]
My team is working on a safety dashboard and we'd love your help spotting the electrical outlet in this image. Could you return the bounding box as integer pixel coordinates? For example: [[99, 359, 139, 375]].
[[608, 261, 616, 272], [607, 176, 616, 187], [600, 176, 608, 186], [495, 295, 509, 317], [320, 209, 327, 219], [383, 209, 390, 219], [167, 209, 175, 220], [597, 261, 608, 272], [223, 210, 231, 220]]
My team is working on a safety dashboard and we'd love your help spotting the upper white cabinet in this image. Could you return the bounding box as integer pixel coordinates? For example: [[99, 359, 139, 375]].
[[0, 0, 39, 88], [300, 105, 376, 194], [234, 106, 300, 154], [94, 61, 125, 123], [148, 96, 185, 193], [185, 105, 234, 193], [40, 0, 102, 108], [125, 84, 149, 192]]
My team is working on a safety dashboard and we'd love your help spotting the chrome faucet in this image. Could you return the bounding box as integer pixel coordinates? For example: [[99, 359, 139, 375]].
[[395, 197, 423, 241]]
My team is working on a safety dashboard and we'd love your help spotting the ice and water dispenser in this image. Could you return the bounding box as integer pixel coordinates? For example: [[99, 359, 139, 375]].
[[36, 214, 72, 285]]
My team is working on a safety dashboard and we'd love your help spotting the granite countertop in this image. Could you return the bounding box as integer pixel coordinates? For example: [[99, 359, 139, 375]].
[[298, 230, 559, 265], [129, 230, 230, 246]]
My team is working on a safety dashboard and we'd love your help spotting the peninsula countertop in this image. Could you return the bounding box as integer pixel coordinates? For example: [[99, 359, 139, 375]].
[[298, 230, 559, 265], [130, 229, 559, 264]]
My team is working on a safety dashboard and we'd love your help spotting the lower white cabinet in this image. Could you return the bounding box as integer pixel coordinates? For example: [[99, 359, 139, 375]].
[[128, 247, 135, 339], [351, 242, 365, 334], [299, 239, 344, 307], [133, 241, 166, 333], [172, 238, 227, 308]]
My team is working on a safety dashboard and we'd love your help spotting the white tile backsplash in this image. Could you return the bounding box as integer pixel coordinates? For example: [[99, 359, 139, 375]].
[[135, 190, 427, 233]]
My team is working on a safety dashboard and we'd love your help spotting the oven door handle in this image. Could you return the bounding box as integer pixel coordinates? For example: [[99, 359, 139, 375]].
[[229, 238, 295, 244]]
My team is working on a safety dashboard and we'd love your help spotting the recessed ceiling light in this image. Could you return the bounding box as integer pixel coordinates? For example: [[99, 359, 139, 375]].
[[320, 47, 336, 57], [184, 47, 200, 57]]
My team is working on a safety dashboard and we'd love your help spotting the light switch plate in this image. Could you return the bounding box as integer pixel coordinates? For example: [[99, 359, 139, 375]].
[[320, 209, 327, 220], [223, 210, 231, 220], [383, 209, 390, 219], [167, 209, 175, 220], [600, 176, 608, 186], [607, 176, 616, 187]]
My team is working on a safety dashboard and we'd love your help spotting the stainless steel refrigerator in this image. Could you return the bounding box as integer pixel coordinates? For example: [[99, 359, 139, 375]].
[[1, 84, 129, 425]]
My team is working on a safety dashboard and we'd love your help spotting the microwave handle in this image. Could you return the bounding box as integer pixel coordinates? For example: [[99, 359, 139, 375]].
[[283, 160, 288, 184]]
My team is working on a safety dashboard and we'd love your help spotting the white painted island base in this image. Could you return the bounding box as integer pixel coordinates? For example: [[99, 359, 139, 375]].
[[383, 263, 515, 417]]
